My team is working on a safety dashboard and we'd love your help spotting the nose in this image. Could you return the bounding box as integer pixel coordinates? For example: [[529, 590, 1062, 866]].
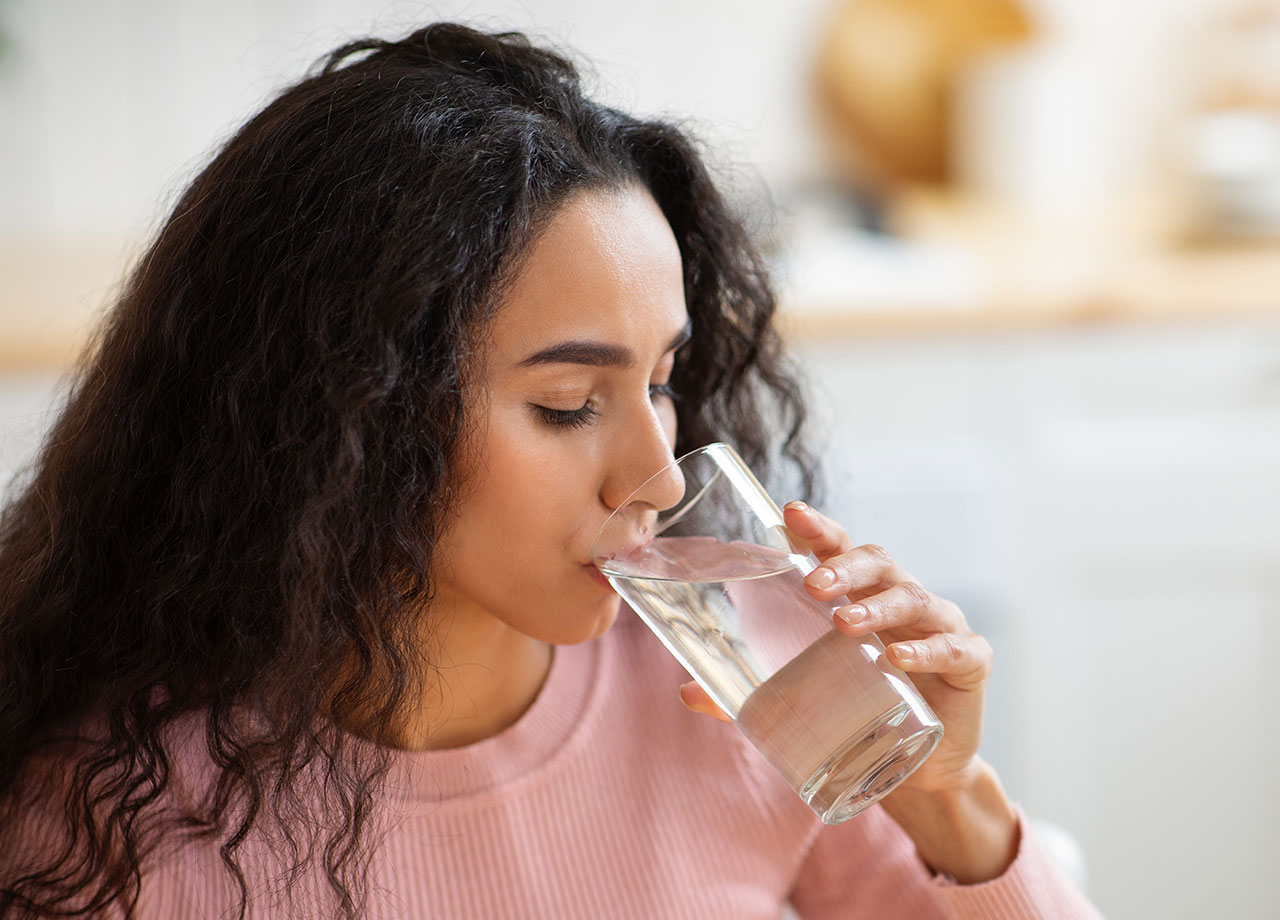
[[599, 402, 684, 515]]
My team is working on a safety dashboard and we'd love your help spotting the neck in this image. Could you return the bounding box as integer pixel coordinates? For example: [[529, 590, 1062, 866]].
[[337, 609, 555, 752]]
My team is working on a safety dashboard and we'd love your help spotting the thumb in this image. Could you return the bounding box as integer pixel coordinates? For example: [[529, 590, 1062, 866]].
[[679, 681, 733, 723]]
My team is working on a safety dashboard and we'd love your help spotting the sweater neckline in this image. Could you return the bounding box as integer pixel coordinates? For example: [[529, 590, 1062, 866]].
[[378, 629, 606, 806]]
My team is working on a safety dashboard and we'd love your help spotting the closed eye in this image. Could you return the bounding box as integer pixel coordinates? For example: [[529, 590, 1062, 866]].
[[534, 403, 599, 429], [534, 383, 675, 431]]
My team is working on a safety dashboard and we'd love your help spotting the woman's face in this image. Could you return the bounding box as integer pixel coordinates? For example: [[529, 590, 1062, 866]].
[[432, 184, 690, 644]]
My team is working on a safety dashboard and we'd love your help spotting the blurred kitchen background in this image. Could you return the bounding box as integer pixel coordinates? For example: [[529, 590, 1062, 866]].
[[3, 1, 1279, 917]]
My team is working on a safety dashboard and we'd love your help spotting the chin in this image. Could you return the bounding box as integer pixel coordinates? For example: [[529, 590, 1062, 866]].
[[564, 594, 624, 644], [594, 595, 625, 633]]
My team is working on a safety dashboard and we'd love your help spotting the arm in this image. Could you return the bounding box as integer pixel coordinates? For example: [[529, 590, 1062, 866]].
[[877, 757, 1019, 884], [787, 795, 1106, 920]]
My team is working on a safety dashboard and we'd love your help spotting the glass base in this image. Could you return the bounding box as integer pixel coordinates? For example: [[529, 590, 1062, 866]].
[[800, 701, 944, 825]]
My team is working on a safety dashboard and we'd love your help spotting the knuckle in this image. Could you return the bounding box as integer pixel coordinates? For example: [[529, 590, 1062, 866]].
[[860, 543, 895, 568], [899, 581, 933, 609], [938, 633, 966, 665], [974, 635, 995, 676], [940, 598, 967, 627], [826, 554, 856, 579]]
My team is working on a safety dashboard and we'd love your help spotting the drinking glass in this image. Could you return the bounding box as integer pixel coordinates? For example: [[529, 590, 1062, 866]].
[[590, 442, 943, 825]]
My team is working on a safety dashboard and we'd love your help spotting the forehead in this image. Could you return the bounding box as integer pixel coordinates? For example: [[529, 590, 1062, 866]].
[[487, 185, 688, 364]]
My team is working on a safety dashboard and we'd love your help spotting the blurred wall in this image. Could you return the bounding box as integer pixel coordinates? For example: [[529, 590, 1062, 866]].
[[0, 0, 1246, 242], [0, 0, 835, 242]]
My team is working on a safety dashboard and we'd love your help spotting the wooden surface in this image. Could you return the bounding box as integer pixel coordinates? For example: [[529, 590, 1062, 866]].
[[5, 192, 1280, 368], [774, 188, 1280, 341], [777, 242, 1280, 340], [0, 239, 136, 370]]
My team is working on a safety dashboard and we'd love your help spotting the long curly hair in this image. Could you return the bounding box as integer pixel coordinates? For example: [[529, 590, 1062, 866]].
[[0, 21, 817, 919]]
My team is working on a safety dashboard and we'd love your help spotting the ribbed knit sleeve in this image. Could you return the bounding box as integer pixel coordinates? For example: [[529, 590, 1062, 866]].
[[926, 807, 1106, 920], [788, 802, 1105, 920]]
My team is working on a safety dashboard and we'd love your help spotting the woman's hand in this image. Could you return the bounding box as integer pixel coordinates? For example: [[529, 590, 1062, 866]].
[[681, 501, 1021, 883], [678, 500, 993, 795]]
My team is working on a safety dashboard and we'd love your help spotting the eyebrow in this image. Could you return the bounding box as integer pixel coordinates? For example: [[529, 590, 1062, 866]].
[[517, 320, 692, 369]]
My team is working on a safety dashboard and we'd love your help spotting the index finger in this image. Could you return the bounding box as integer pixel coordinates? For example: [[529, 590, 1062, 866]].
[[782, 501, 855, 560]]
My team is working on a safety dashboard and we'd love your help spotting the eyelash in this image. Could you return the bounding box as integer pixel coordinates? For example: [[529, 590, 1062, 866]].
[[536, 384, 678, 430], [536, 403, 599, 430]]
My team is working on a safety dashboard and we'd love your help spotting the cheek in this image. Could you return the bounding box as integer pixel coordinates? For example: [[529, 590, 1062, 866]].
[[464, 435, 561, 552], [450, 418, 589, 585], [439, 414, 631, 641]]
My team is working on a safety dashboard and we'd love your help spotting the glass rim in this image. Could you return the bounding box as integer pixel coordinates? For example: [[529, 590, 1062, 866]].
[[588, 441, 737, 565]]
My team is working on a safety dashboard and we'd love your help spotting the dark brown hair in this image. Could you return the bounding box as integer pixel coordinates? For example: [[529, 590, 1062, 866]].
[[0, 22, 816, 919]]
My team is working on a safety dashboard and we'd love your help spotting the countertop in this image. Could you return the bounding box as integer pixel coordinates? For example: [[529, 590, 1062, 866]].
[[5, 191, 1280, 370]]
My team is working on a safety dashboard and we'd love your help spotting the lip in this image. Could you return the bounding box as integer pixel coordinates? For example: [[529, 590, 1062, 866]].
[[584, 564, 615, 591]]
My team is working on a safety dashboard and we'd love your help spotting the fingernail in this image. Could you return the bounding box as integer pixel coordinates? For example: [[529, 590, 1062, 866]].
[[836, 604, 866, 625], [808, 566, 835, 588], [785, 500, 810, 513], [893, 643, 916, 661]]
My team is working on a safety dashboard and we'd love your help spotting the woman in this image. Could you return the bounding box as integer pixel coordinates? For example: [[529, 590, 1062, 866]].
[[0, 22, 1103, 920]]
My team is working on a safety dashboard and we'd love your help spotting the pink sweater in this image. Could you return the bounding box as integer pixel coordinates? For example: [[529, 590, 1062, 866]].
[[31, 606, 1105, 918]]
